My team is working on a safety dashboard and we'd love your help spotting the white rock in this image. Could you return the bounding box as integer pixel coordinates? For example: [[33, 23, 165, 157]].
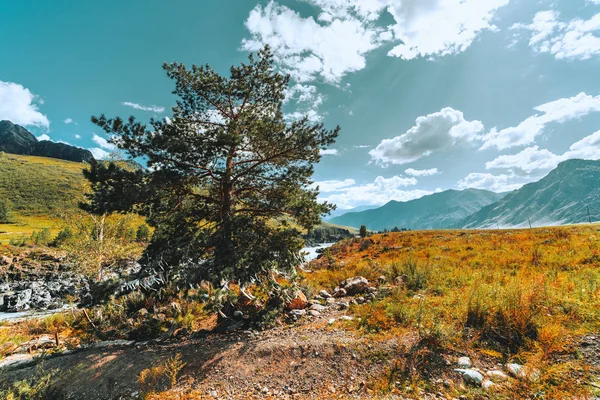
[[0, 354, 34, 369], [482, 380, 496, 391], [328, 318, 336, 325], [486, 370, 508, 382], [310, 304, 326, 312], [454, 369, 483, 386], [506, 363, 522, 377], [340, 316, 354, 321], [457, 356, 472, 368], [319, 290, 332, 298]]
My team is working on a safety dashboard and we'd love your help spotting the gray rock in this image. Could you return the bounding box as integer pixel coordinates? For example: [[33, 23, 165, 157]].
[[454, 369, 483, 386], [233, 310, 244, 319], [310, 304, 326, 312], [333, 287, 347, 298], [457, 356, 472, 368], [308, 310, 320, 317], [482, 380, 496, 391], [336, 301, 349, 310], [319, 290, 332, 298], [0, 354, 34, 369], [339, 276, 369, 295], [486, 370, 508, 382], [356, 297, 366, 304]]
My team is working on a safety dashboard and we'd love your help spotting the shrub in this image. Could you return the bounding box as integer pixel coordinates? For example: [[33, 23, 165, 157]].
[[136, 224, 151, 243], [0, 198, 11, 224]]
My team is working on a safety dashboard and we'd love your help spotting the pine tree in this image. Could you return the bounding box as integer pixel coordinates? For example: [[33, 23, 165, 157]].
[[82, 47, 339, 288], [359, 225, 367, 238]]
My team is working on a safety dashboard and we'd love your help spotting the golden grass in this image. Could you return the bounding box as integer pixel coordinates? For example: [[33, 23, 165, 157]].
[[303, 225, 600, 398]]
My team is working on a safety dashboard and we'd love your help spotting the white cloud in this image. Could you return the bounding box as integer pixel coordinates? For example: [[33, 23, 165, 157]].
[[386, 0, 510, 60], [457, 172, 526, 192], [320, 149, 339, 156], [405, 168, 440, 177], [486, 130, 600, 175], [0, 81, 49, 129], [513, 10, 600, 60], [64, 118, 76, 124], [122, 102, 165, 113], [92, 134, 116, 150], [37, 134, 50, 141], [311, 179, 356, 192], [318, 175, 431, 209], [481, 93, 600, 150], [369, 107, 484, 166], [89, 148, 110, 160], [74, 134, 81, 139], [242, 1, 384, 84]]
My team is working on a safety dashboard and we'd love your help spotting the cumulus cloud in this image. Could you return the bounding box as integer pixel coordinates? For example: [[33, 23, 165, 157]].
[[405, 168, 440, 177], [486, 130, 600, 175], [481, 93, 600, 150], [64, 118, 75, 124], [92, 134, 116, 150], [318, 175, 432, 209], [457, 172, 527, 192], [320, 149, 339, 156], [512, 10, 600, 60], [123, 102, 165, 113], [37, 134, 51, 141], [242, 1, 384, 84], [386, 0, 510, 60], [0, 81, 49, 129], [74, 134, 81, 139], [89, 148, 110, 160], [369, 107, 484, 166]]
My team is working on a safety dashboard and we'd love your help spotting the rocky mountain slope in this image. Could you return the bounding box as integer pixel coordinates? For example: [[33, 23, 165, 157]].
[[0, 120, 93, 163], [459, 159, 600, 228], [330, 189, 506, 231]]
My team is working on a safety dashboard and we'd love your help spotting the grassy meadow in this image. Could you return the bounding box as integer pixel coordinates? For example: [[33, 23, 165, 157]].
[[305, 225, 600, 398]]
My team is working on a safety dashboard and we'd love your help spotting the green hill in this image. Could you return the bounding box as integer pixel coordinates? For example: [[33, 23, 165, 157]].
[[0, 152, 87, 216]]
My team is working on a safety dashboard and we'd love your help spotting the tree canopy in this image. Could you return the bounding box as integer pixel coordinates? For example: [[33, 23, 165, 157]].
[[82, 47, 339, 288]]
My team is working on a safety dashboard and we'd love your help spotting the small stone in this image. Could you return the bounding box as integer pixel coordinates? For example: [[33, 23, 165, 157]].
[[319, 290, 332, 298], [308, 299, 322, 306], [340, 315, 353, 321], [486, 370, 508, 382], [326, 297, 336, 305], [454, 369, 483, 386], [333, 288, 347, 298], [310, 303, 326, 312], [378, 276, 386, 284], [308, 310, 320, 317], [367, 287, 378, 294], [328, 318, 336, 325], [482, 380, 496, 391], [506, 363, 522, 377], [457, 356, 472, 368], [356, 296, 366, 304], [233, 310, 244, 319], [336, 301, 349, 310], [289, 309, 306, 317]]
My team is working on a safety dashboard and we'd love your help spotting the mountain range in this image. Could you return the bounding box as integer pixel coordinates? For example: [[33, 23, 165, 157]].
[[459, 159, 600, 229], [330, 189, 506, 231], [331, 159, 600, 231], [0, 120, 93, 163]]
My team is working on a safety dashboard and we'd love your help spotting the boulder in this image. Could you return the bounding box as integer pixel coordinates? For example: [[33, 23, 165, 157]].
[[506, 363, 522, 377], [486, 370, 508, 382], [310, 304, 326, 312], [0, 256, 12, 266], [339, 276, 369, 295], [333, 288, 347, 298], [285, 291, 308, 310], [319, 290, 332, 298]]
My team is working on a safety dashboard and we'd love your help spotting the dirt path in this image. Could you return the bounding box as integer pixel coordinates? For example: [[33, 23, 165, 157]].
[[1, 309, 401, 399]]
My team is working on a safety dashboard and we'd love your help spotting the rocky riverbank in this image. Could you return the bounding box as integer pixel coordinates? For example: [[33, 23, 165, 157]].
[[0, 252, 89, 313]]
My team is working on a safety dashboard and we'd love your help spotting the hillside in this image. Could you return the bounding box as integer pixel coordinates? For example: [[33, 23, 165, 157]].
[[459, 159, 600, 229], [330, 189, 506, 231], [0, 120, 93, 163]]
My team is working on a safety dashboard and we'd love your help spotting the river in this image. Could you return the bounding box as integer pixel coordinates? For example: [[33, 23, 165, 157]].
[[302, 243, 334, 262]]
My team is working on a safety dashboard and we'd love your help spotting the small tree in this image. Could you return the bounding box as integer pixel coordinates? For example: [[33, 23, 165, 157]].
[[82, 46, 339, 288], [0, 198, 11, 224], [359, 225, 367, 238]]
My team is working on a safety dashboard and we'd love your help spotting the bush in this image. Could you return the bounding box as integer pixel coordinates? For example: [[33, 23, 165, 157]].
[[0, 198, 11, 224], [52, 227, 74, 247], [136, 224, 151, 242], [31, 228, 52, 246]]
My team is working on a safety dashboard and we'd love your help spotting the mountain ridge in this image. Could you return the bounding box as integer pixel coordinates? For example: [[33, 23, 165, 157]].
[[330, 188, 507, 231], [0, 120, 94, 163]]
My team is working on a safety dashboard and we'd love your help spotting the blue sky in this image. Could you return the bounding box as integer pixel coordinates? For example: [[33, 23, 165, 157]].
[[1, 0, 600, 209]]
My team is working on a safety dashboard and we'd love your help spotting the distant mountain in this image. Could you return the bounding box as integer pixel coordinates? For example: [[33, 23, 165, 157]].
[[459, 159, 600, 229], [330, 189, 506, 231], [323, 205, 378, 221], [0, 120, 93, 163]]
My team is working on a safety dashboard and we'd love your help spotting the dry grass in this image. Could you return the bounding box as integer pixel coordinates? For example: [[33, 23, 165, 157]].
[[303, 225, 600, 398]]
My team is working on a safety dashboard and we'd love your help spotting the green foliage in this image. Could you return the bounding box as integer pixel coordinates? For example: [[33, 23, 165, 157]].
[[136, 224, 151, 242], [0, 367, 57, 400], [83, 46, 339, 288], [359, 225, 367, 238], [52, 227, 74, 247], [0, 198, 11, 223], [30, 228, 52, 246]]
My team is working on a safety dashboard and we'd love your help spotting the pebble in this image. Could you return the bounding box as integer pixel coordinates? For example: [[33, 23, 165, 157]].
[[454, 369, 483, 386], [457, 356, 472, 368]]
